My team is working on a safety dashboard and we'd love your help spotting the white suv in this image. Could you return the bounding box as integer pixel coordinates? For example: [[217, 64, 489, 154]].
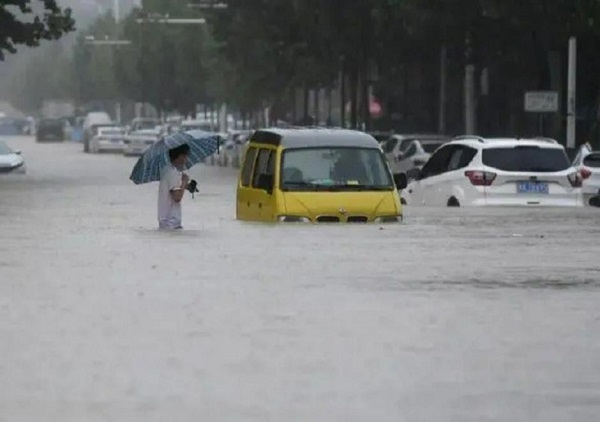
[[572, 143, 600, 206], [402, 136, 583, 207]]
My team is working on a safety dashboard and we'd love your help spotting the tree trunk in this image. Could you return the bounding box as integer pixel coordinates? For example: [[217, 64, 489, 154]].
[[303, 84, 309, 123], [350, 64, 358, 129]]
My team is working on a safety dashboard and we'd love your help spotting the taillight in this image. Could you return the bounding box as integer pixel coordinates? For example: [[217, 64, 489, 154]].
[[465, 170, 496, 186], [580, 167, 592, 180], [568, 171, 583, 188]]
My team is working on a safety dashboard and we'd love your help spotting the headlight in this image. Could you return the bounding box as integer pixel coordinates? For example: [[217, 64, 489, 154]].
[[277, 215, 311, 223], [374, 215, 402, 223]]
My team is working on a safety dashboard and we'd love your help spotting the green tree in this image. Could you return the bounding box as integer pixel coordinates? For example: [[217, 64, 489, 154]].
[[0, 0, 75, 60]]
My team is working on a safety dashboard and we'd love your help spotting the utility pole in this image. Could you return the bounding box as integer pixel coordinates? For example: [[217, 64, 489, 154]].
[[464, 31, 477, 135], [438, 44, 447, 133], [113, 0, 121, 124], [567, 37, 577, 149]]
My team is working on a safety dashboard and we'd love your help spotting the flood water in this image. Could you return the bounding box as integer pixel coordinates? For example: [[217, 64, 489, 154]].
[[1, 136, 600, 421]]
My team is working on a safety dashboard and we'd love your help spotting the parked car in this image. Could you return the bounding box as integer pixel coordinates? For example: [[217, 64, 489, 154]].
[[236, 128, 407, 223], [180, 119, 216, 132], [36, 118, 65, 142], [220, 130, 252, 168], [402, 136, 583, 207], [0, 140, 26, 174], [128, 117, 159, 134], [368, 131, 393, 146], [572, 143, 600, 206], [59, 117, 74, 141], [83, 112, 112, 153], [383, 134, 450, 174], [123, 129, 162, 156], [89, 126, 126, 153]]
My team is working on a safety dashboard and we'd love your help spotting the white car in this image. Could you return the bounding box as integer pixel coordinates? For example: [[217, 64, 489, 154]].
[[383, 134, 450, 174], [123, 129, 162, 156], [128, 117, 159, 134], [0, 140, 26, 174], [402, 137, 583, 207], [219, 130, 252, 167], [180, 119, 216, 132], [572, 143, 600, 206], [83, 112, 113, 153], [89, 126, 126, 153]]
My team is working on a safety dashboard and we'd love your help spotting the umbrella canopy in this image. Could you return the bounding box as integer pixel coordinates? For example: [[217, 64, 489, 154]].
[[130, 130, 221, 185]]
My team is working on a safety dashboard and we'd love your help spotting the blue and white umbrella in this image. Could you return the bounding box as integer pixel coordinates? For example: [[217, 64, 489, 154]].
[[130, 130, 221, 185]]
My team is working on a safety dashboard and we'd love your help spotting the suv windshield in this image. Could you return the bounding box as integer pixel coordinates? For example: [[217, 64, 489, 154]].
[[281, 147, 393, 191], [483, 146, 571, 172], [0, 141, 13, 154]]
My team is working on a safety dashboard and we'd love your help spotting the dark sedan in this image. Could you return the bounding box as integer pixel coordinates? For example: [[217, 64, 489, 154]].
[[36, 119, 65, 142]]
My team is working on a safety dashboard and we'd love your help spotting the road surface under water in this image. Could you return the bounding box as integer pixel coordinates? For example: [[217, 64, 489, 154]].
[[1, 136, 600, 421]]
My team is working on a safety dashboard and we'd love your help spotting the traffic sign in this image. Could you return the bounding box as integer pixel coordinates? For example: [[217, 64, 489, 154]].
[[524, 91, 559, 113]]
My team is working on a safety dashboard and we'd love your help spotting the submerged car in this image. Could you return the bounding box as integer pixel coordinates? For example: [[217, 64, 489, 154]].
[[572, 143, 600, 206], [36, 118, 65, 142], [0, 140, 26, 174], [383, 134, 450, 174], [402, 136, 583, 207], [128, 117, 159, 134], [123, 129, 162, 156], [220, 130, 252, 168], [236, 128, 407, 223], [89, 126, 126, 153]]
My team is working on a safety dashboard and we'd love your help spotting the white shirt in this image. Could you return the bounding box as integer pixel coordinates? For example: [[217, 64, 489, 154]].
[[158, 165, 183, 229]]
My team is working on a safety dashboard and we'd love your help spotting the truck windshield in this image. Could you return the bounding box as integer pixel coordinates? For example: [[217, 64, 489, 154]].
[[281, 147, 394, 191]]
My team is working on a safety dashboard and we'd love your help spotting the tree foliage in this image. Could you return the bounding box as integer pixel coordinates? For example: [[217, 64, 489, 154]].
[[0, 0, 75, 60], [7, 0, 600, 141]]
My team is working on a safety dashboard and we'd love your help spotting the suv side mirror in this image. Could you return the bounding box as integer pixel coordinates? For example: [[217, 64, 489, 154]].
[[257, 173, 274, 194], [393, 173, 408, 190], [14, 150, 22, 155]]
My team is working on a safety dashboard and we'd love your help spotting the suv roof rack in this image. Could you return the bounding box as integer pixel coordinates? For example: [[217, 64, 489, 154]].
[[453, 135, 486, 143]]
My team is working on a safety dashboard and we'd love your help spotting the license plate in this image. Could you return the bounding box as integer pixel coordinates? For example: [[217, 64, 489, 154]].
[[111, 139, 121, 143], [517, 181, 549, 194]]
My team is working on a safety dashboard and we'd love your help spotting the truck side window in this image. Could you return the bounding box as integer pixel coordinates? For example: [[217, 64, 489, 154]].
[[241, 147, 257, 187], [252, 149, 274, 189]]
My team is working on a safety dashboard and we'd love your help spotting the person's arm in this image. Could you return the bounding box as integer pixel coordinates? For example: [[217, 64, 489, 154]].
[[169, 173, 189, 203]]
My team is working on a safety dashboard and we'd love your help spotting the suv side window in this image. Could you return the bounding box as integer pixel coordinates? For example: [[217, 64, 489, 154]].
[[252, 149, 274, 189], [241, 147, 258, 187], [447, 146, 477, 172], [421, 145, 455, 179]]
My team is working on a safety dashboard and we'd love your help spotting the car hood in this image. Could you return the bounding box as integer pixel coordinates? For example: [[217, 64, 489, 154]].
[[282, 191, 399, 218], [0, 153, 23, 168]]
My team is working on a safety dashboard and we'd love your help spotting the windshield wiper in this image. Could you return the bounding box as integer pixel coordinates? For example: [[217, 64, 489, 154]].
[[282, 182, 340, 191], [338, 184, 393, 191]]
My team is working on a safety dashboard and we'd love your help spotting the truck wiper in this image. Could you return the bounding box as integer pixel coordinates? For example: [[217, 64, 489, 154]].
[[338, 184, 393, 191], [282, 182, 340, 191]]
